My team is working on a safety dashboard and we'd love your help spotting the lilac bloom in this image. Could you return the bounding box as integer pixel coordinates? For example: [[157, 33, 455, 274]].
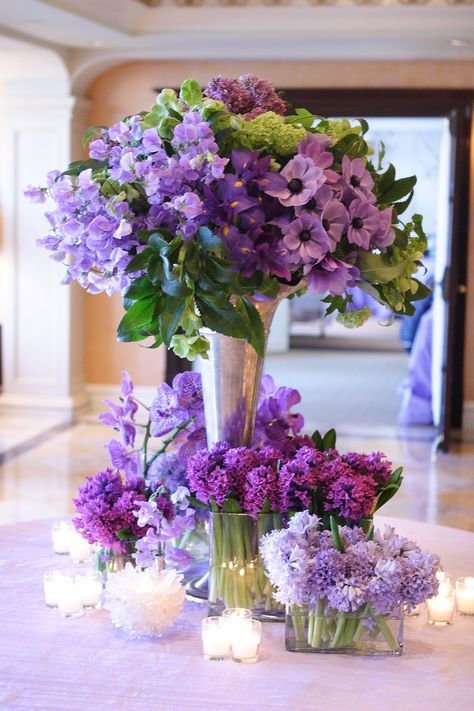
[[171, 191, 203, 219], [150, 383, 190, 437], [371, 206, 395, 250], [305, 256, 360, 295], [23, 185, 46, 203], [347, 199, 382, 249], [321, 200, 349, 251], [342, 156, 375, 201], [283, 213, 328, 265], [264, 155, 325, 207]]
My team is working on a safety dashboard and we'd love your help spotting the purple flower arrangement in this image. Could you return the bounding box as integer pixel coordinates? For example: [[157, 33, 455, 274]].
[[261, 511, 440, 652], [186, 429, 402, 528], [73, 369, 304, 569], [26, 76, 429, 361]]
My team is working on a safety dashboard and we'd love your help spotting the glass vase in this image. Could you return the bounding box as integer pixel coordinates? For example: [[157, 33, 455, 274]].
[[95, 541, 136, 581], [285, 602, 403, 656], [208, 511, 283, 621]]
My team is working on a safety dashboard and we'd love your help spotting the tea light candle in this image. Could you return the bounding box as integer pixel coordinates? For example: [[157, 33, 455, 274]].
[[69, 530, 94, 563], [201, 617, 230, 660], [456, 577, 474, 615], [427, 581, 455, 625], [436, 570, 453, 585], [51, 521, 73, 554], [43, 571, 63, 607], [76, 571, 103, 608], [230, 619, 262, 664], [57, 576, 83, 618]]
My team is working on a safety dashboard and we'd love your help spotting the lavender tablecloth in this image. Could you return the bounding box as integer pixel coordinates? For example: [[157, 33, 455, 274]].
[[1, 517, 473, 711]]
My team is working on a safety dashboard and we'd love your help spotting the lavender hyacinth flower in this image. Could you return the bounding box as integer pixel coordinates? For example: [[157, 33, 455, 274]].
[[264, 155, 325, 207], [282, 214, 329, 266]]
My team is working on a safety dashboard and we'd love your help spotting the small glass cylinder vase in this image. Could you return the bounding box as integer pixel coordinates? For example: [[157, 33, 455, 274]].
[[95, 541, 136, 581], [208, 511, 283, 620], [285, 603, 403, 656]]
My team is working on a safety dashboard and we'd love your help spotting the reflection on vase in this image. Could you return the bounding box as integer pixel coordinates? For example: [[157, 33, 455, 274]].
[[208, 511, 284, 621], [285, 604, 403, 656]]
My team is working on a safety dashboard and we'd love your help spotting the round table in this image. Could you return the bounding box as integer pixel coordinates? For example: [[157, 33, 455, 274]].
[[0, 517, 473, 711]]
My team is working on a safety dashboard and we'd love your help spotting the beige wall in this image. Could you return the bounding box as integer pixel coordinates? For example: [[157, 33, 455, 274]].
[[84, 59, 474, 392]]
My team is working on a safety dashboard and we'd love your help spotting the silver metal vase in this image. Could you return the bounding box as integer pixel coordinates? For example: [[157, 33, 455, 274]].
[[185, 281, 304, 603]]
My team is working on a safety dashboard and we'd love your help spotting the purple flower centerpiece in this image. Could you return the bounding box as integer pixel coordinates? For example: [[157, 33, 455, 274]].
[[261, 511, 440, 655], [26, 76, 429, 361], [73, 369, 305, 575], [185, 426, 403, 616]]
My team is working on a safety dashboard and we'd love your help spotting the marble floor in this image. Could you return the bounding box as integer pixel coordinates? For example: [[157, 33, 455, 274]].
[[0, 349, 473, 532]]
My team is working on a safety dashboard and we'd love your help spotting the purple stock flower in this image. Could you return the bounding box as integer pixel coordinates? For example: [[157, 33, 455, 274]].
[[283, 214, 328, 265], [264, 155, 325, 207], [150, 383, 189, 437], [305, 256, 360, 296], [347, 199, 382, 249]]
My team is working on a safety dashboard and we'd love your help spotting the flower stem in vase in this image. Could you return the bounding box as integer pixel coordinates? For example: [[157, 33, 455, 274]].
[[330, 612, 348, 648]]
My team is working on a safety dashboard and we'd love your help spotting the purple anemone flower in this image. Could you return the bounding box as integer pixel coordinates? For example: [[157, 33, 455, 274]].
[[295, 185, 332, 218], [283, 214, 328, 265], [305, 256, 360, 295], [298, 134, 334, 170], [321, 200, 349, 251], [342, 156, 375, 202], [347, 199, 382, 249], [371, 206, 395, 250], [264, 155, 326, 207]]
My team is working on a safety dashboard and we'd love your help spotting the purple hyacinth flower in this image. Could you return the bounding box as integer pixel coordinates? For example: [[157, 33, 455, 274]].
[[321, 200, 349, 251], [264, 155, 326, 208], [371, 206, 395, 250], [342, 156, 374, 201], [305, 256, 360, 295], [347, 199, 382, 249], [150, 383, 189, 437], [283, 214, 329, 265]]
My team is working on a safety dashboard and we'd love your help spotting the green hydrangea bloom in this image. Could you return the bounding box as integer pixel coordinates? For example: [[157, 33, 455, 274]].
[[242, 112, 307, 156], [336, 307, 371, 329]]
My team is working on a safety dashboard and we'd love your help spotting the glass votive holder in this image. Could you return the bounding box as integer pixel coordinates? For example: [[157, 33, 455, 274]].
[[230, 619, 262, 664], [201, 616, 230, 661], [57, 575, 84, 618], [427, 581, 455, 626], [51, 520, 73, 554], [69, 530, 94, 563], [222, 608, 252, 623], [404, 603, 423, 617], [456, 577, 474, 616], [43, 570, 64, 608], [436, 570, 453, 586], [75, 571, 103, 609]]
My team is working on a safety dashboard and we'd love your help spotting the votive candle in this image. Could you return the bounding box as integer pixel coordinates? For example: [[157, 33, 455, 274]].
[[427, 581, 455, 625], [69, 530, 94, 563], [456, 577, 474, 615], [43, 571, 63, 607], [201, 617, 230, 661], [75, 571, 103, 608], [230, 619, 262, 664], [51, 521, 73, 554], [57, 576, 83, 618]]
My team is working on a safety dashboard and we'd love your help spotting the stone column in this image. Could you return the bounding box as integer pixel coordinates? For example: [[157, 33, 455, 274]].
[[0, 95, 88, 420]]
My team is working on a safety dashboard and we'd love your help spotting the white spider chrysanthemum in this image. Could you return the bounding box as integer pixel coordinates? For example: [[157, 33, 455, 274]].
[[104, 563, 185, 637]]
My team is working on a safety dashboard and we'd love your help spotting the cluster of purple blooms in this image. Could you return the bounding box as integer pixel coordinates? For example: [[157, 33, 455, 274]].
[[27, 76, 394, 300], [186, 437, 394, 523], [204, 74, 287, 119], [73, 369, 304, 557], [260, 511, 440, 614]]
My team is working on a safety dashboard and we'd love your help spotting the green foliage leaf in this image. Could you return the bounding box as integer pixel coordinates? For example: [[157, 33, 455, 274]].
[[116, 296, 156, 342], [123, 276, 156, 300], [196, 292, 247, 339], [160, 295, 185, 345], [311, 430, 324, 449], [125, 248, 153, 274], [179, 79, 203, 106], [375, 163, 395, 196], [330, 516, 345, 553], [322, 428, 337, 450], [62, 158, 104, 177], [81, 126, 106, 149], [379, 175, 417, 204], [393, 190, 414, 216], [235, 296, 265, 358]]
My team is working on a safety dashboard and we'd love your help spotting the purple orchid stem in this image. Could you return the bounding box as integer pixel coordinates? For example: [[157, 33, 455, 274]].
[[142, 416, 194, 479]]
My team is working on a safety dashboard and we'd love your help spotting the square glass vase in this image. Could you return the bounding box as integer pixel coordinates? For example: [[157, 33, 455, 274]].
[[285, 604, 403, 656]]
